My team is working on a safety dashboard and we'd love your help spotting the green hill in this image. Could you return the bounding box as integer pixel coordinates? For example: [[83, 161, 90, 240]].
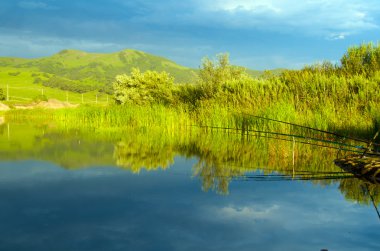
[[0, 49, 198, 94]]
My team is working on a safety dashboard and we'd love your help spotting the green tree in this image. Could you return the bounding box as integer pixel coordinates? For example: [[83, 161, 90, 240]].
[[113, 68, 174, 105], [199, 53, 246, 99]]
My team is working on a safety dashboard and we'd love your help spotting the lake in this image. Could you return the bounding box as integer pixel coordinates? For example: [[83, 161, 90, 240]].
[[0, 122, 379, 251]]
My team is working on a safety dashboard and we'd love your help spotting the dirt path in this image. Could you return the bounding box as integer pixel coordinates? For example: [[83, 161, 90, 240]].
[[1, 99, 79, 110]]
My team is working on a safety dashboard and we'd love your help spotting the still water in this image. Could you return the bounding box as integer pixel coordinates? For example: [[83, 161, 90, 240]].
[[0, 123, 379, 251]]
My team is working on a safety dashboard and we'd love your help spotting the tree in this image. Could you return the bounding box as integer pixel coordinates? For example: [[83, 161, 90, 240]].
[[113, 68, 174, 105], [198, 53, 246, 99]]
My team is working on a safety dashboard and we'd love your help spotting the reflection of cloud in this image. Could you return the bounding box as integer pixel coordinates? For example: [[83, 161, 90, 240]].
[[218, 204, 280, 221], [0, 161, 122, 184]]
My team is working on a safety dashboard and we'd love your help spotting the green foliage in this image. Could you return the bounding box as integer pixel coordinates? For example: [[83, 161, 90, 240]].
[[0, 88, 5, 101], [341, 42, 380, 76], [198, 53, 247, 99], [33, 77, 42, 84], [113, 68, 174, 105], [42, 76, 99, 93], [33, 94, 48, 102], [173, 84, 203, 108], [8, 71, 21, 76]]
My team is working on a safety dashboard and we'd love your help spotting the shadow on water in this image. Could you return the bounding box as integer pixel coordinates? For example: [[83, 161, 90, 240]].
[[1, 121, 380, 214]]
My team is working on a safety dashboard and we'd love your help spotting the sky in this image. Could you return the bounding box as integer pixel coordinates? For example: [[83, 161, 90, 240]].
[[0, 0, 380, 69]]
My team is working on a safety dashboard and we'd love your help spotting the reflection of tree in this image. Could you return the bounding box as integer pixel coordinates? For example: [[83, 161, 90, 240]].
[[113, 132, 175, 173], [339, 179, 380, 206], [179, 133, 343, 194], [183, 132, 380, 205], [179, 139, 257, 194], [194, 160, 231, 194]]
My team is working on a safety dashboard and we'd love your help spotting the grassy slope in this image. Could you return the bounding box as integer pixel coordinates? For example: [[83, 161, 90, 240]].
[[0, 68, 110, 104]]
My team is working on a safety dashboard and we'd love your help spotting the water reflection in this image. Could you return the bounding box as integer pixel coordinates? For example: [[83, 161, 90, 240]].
[[1, 122, 379, 206]]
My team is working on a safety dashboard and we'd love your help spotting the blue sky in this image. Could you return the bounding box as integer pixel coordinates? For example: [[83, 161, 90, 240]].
[[0, 0, 380, 69]]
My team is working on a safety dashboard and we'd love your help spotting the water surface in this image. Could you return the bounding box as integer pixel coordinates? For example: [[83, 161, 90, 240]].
[[0, 123, 379, 251]]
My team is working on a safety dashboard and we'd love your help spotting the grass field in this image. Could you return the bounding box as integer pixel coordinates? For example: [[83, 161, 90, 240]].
[[0, 67, 110, 105]]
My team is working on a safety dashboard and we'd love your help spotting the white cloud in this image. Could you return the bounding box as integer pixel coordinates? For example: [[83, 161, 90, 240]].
[[196, 0, 380, 39], [207, 0, 283, 13], [18, 1, 57, 10], [326, 33, 347, 41]]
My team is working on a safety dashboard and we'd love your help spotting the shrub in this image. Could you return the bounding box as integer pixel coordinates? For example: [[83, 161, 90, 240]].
[[33, 94, 48, 102], [113, 68, 174, 105], [8, 72, 21, 76]]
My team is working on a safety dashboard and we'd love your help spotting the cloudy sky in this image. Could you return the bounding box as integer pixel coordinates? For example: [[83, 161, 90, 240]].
[[0, 0, 380, 69]]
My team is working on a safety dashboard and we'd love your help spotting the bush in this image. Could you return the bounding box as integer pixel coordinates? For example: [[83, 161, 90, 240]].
[[33, 94, 48, 102], [113, 68, 174, 105], [8, 72, 21, 76]]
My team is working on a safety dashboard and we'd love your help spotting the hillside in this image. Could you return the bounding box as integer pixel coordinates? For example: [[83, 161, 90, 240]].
[[0, 49, 198, 94]]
